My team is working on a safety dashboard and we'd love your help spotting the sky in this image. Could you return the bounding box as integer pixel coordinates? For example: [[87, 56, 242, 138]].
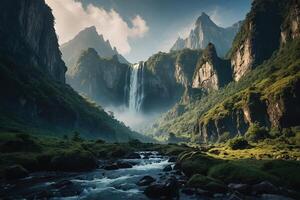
[[46, 0, 252, 63]]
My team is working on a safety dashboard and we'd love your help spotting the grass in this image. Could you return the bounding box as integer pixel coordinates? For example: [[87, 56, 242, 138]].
[[0, 131, 194, 178]]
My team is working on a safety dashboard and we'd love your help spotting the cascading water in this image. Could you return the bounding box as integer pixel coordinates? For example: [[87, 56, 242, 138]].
[[128, 62, 144, 112]]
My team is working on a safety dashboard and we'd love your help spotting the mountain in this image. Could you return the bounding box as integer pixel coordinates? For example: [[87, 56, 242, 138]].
[[60, 26, 129, 71], [0, 0, 143, 142], [67, 48, 130, 107], [170, 12, 242, 57], [149, 0, 300, 142]]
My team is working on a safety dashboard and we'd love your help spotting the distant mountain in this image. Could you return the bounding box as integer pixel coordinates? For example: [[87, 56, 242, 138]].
[[171, 12, 242, 57], [0, 0, 143, 142], [60, 26, 129, 70]]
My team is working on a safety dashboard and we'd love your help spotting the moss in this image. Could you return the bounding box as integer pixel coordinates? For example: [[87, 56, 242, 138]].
[[208, 162, 278, 184], [245, 123, 270, 142], [187, 174, 226, 192], [228, 137, 250, 150]]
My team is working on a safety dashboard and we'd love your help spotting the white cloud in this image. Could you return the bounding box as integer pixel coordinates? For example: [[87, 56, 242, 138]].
[[45, 0, 149, 54]]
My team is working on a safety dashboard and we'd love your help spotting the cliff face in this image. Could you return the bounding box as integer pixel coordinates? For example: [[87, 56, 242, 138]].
[[195, 77, 300, 143], [61, 26, 128, 71], [68, 48, 129, 107], [192, 43, 232, 91], [0, 0, 66, 82], [230, 0, 300, 81], [171, 13, 242, 57], [141, 49, 202, 112]]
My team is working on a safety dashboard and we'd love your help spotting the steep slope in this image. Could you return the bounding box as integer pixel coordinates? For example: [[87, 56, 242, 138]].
[[171, 13, 242, 57], [230, 0, 300, 81], [61, 26, 128, 71], [0, 0, 141, 142], [192, 43, 232, 91], [141, 49, 202, 113], [0, 0, 66, 83], [68, 48, 130, 107], [150, 0, 300, 143]]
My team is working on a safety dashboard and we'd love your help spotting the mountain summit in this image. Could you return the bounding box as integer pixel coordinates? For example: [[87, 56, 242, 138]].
[[60, 26, 128, 71], [171, 12, 242, 57]]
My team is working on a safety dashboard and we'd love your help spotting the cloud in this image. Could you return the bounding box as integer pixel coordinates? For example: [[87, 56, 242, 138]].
[[45, 0, 149, 54]]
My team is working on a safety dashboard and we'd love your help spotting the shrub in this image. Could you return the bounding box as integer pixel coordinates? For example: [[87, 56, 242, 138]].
[[218, 132, 231, 143], [245, 123, 270, 142], [16, 133, 30, 141], [72, 131, 83, 142], [228, 137, 250, 150]]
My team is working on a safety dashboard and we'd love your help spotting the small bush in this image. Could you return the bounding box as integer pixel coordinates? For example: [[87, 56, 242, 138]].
[[228, 137, 250, 150], [218, 132, 231, 143], [245, 123, 270, 142], [72, 131, 83, 142], [16, 133, 30, 141]]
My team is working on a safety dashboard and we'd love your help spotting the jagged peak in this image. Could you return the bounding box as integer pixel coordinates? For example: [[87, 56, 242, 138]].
[[196, 12, 214, 25]]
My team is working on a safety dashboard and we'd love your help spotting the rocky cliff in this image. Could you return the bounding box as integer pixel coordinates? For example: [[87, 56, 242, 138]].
[[141, 49, 202, 112], [192, 43, 232, 91], [61, 26, 128, 71], [0, 0, 66, 82], [0, 0, 142, 142], [171, 12, 242, 57], [230, 0, 300, 81], [68, 48, 130, 107]]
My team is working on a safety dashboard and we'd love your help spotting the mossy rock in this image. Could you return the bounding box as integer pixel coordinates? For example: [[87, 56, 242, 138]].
[[208, 162, 278, 185], [187, 174, 227, 192], [178, 151, 222, 177], [228, 137, 250, 150], [4, 165, 29, 180]]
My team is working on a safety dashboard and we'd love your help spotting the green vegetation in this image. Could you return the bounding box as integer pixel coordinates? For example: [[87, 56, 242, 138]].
[[0, 131, 193, 179], [228, 137, 250, 150], [0, 54, 139, 142], [245, 123, 270, 142], [150, 37, 300, 142]]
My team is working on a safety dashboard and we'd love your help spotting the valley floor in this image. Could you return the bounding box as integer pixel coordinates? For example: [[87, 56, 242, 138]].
[[0, 131, 300, 199]]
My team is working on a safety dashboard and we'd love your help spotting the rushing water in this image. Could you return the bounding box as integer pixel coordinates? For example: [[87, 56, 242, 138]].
[[128, 62, 144, 112], [0, 152, 200, 200]]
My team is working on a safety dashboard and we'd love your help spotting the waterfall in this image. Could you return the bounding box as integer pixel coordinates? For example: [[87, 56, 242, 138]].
[[128, 62, 144, 112]]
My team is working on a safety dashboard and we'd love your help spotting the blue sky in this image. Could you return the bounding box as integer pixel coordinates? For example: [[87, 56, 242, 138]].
[[73, 0, 252, 62]]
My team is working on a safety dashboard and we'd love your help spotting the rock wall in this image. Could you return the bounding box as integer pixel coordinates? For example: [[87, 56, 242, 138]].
[[195, 78, 300, 143], [67, 48, 129, 107], [230, 0, 300, 81], [192, 43, 232, 91], [0, 0, 66, 82]]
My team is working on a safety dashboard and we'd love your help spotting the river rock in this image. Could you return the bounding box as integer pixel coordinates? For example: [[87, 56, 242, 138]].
[[260, 194, 294, 200], [125, 152, 141, 159], [163, 165, 172, 172], [137, 175, 156, 186], [116, 161, 133, 169], [52, 180, 73, 189], [4, 165, 29, 180], [103, 164, 119, 170], [228, 183, 250, 194], [168, 156, 177, 162], [144, 177, 179, 199], [181, 188, 195, 195], [252, 181, 277, 194]]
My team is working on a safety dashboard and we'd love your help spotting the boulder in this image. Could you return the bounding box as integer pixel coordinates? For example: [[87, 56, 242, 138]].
[[4, 165, 29, 180], [228, 183, 250, 194], [181, 188, 195, 195], [103, 164, 119, 170], [116, 161, 133, 169], [252, 181, 277, 194], [163, 165, 172, 172], [125, 152, 141, 159], [168, 156, 177, 162], [137, 176, 156, 186], [144, 177, 179, 199]]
